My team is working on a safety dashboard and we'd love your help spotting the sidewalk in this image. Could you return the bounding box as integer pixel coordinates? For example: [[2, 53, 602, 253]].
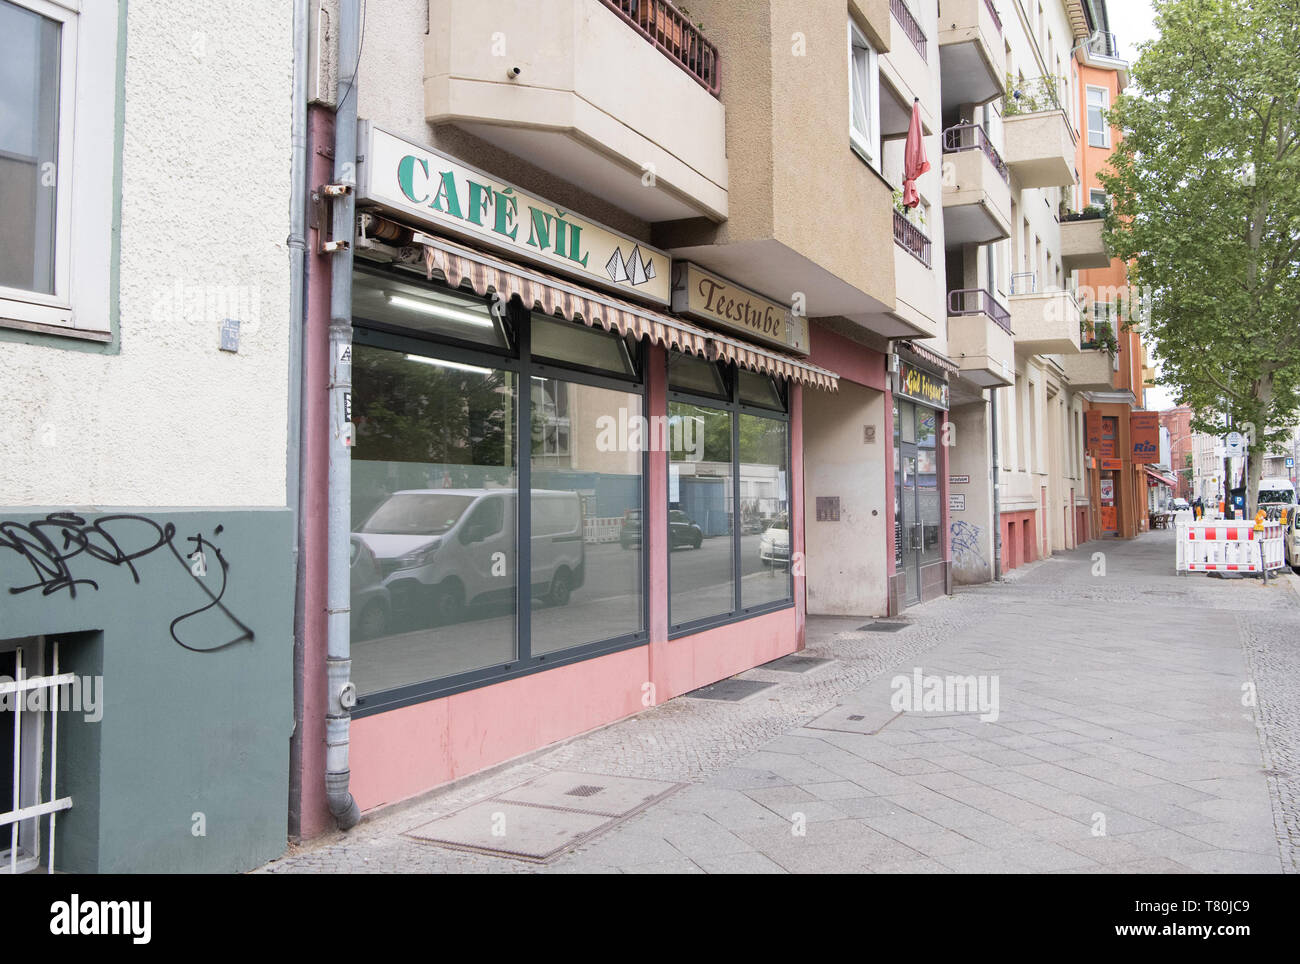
[[261, 530, 1300, 873]]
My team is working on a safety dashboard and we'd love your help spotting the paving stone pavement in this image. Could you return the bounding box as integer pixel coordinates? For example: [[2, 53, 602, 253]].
[[260, 529, 1300, 874]]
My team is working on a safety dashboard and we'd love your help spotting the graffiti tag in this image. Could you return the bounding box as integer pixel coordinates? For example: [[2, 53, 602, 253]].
[[0, 513, 253, 653], [950, 520, 986, 568]]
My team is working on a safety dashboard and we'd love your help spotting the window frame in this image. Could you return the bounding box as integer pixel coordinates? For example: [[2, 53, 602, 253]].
[[848, 20, 881, 171], [349, 269, 650, 717], [0, 0, 78, 329], [666, 354, 794, 639], [1086, 85, 1110, 149]]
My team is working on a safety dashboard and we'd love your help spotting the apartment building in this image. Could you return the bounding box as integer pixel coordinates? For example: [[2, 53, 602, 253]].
[[1160, 405, 1195, 500], [0, 1, 296, 871]]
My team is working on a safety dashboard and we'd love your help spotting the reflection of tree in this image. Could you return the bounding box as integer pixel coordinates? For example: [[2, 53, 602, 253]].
[[666, 405, 788, 467], [352, 346, 511, 469], [740, 414, 787, 466]]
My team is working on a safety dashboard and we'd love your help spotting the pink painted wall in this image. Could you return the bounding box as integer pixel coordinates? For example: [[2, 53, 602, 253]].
[[808, 326, 888, 392]]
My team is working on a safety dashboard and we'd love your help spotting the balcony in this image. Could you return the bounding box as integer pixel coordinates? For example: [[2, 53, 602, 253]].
[[425, 0, 728, 222], [879, 1, 935, 136], [1060, 344, 1117, 391], [893, 209, 932, 268], [937, 0, 1006, 110], [1001, 109, 1077, 189], [941, 124, 1011, 247], [948, 288, 1015, 387], [1060, 214, 1110, 270], [1007, 278, 1082, 355]]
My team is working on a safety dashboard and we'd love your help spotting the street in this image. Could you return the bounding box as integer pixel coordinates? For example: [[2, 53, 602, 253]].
[[265, 528, 1300, 873]]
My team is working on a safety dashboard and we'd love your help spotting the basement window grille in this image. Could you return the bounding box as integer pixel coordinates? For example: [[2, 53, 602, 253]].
[[0, 637, 73, 874]]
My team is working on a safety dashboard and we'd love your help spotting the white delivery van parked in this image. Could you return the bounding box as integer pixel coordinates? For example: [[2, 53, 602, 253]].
[[353, 488, 585, 624]]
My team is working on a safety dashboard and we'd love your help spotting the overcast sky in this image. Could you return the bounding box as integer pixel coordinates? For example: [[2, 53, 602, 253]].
[[1102, 0, 1174, 409]]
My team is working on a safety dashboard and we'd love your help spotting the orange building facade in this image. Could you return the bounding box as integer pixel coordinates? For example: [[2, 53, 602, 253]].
[[1072, 22, 1148, 540]]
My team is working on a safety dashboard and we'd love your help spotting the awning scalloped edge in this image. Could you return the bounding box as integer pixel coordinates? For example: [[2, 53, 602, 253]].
[[418, 235, 838, 392]]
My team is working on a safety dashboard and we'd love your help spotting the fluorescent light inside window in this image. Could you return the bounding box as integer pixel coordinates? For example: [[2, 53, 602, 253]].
[[404, 354, 493, 375], [386, 293, 493, 329]]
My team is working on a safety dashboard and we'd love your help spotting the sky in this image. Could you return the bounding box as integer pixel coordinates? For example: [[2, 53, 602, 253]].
[[1102, 0, 1174, 409]]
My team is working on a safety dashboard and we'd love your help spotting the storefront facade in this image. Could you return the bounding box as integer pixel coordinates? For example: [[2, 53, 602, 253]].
[[296, 125, 837, 820], [890, 348, 953, 611]]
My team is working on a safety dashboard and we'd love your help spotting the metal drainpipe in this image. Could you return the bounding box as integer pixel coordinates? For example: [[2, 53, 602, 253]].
[[991, 389, 1002, 581], [287, 0, 309, 837], [325, 0, 361, 830]]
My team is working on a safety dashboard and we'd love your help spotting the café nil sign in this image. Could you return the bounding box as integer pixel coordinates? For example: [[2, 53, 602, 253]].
[[670, 262, 810, 355], [357, 124, 671, 305]]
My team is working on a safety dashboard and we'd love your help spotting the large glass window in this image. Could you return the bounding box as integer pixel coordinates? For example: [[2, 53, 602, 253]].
[[350, 345, 518, 697], [0, 0, 60, 294], [849, 21, 880, 169], [349, 275, 645, 711], [669, 355, 793, 631]]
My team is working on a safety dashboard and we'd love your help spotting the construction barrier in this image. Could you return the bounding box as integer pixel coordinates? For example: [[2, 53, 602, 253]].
[[583, 517, 624, 544], [1175, 520, 1286, 574]]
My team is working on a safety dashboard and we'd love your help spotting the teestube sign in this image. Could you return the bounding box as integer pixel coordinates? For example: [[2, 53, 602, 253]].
[[670, 262, 809, 355], [357, 124, 671, 306]]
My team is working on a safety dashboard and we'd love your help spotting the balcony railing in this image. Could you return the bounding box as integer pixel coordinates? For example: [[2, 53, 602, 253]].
[[893, 209, 932, 267], [941, 123, 1009, 183], [890, 0, 928, 58], [984, 0, 1003, 33], [949, 287, 1012, 333], [601, 0, 721, 96], [1009, 271, 1037, 295]]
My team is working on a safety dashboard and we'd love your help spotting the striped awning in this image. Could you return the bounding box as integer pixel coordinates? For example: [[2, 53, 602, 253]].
[[417, 232, 711, 358], [709, 332, 840, 392], [1145, 468, 1178, 488], [413, 231, 839, 392], [896, 339, 959, 375]]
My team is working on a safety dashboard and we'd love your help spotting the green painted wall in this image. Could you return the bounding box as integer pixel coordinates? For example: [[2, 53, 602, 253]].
[[0, 507, 293, 872]]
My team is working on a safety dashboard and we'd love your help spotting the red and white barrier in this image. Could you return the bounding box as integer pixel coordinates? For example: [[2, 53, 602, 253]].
[[1175, 520, 1286, 573]]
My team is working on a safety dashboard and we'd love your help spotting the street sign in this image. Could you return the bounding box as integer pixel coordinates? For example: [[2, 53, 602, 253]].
[[1224, 432, 1245, 455]]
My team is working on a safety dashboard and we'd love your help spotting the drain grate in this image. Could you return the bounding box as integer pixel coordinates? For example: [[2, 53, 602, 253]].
[[762, 655, 832, 673], [847, 714, 865, 721], [685, 679, 776, 702], [857, 621, 910, 632], [565, 785, 604, 798]]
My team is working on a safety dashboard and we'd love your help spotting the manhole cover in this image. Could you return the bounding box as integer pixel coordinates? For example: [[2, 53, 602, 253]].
[[565, 785, 604, 798], [763, 655, 832, 673], [857, 621, 910, 633], [685, 679, 776, 702]]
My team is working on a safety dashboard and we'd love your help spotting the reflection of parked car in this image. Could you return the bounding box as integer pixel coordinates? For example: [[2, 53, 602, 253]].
[[669, 509, 704, 550], [622, 508, 704, 550], [619, 508, 642, 549], [350, 536, 390, 640], [353, 488, 584, 624], [759, 514, 790, 567], [1172, 498, 1190, 511]]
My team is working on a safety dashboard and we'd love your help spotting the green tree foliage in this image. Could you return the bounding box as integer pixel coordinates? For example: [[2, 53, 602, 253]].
[[1100, 0, 1300, 513]]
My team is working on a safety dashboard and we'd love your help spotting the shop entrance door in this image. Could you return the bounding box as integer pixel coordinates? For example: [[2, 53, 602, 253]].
[[899, 446, 921, 605]]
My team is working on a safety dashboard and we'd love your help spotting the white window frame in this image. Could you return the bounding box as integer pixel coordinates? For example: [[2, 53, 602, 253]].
[[1089, 188, 1108, 208], [0, 0, 117, 339], [848, 21, 880, 171], [1086, 85, 1110, 149]]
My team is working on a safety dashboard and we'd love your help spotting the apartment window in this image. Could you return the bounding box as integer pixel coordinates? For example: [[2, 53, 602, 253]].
[[0, 0, 116, 337], [1089, 188, 1108, 209], [348, 268, 647, 713], [1087, 86, 1109, 148], [667, 354, 793, 633], [849, 21, 880, 169], [1, 636, 72, 874]]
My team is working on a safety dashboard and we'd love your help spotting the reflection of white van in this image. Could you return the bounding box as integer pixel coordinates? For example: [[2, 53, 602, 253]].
[[353, 488, 584, 624]]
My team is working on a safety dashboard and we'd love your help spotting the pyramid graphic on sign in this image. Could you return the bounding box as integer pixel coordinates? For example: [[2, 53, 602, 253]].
[[606, 246, 656, 287]]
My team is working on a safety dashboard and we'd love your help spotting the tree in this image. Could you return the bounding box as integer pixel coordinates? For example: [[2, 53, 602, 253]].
[[1100, 0, 1300, 516]]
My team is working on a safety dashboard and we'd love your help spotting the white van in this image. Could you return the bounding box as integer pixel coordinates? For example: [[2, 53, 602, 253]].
[[353, 488, 585, 624], [1257, 478, 1296, 506]]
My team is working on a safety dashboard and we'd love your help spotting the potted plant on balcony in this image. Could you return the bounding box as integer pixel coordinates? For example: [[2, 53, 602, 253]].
[[637, 0, 685, 52]]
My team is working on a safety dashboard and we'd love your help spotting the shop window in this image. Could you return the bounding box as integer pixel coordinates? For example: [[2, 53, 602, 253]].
[[352, 266, 511, 350], [668, 351, 728, 398], [532, 313, 636, 377], [349, 274, 645, 712], [668, 354, 793, 633]]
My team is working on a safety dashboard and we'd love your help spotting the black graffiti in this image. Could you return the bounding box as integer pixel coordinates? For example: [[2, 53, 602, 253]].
[[0, 513, 254, 653]]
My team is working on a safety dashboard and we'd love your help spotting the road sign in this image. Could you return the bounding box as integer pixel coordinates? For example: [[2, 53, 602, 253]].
[[1224, 432, 1245, 455]]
